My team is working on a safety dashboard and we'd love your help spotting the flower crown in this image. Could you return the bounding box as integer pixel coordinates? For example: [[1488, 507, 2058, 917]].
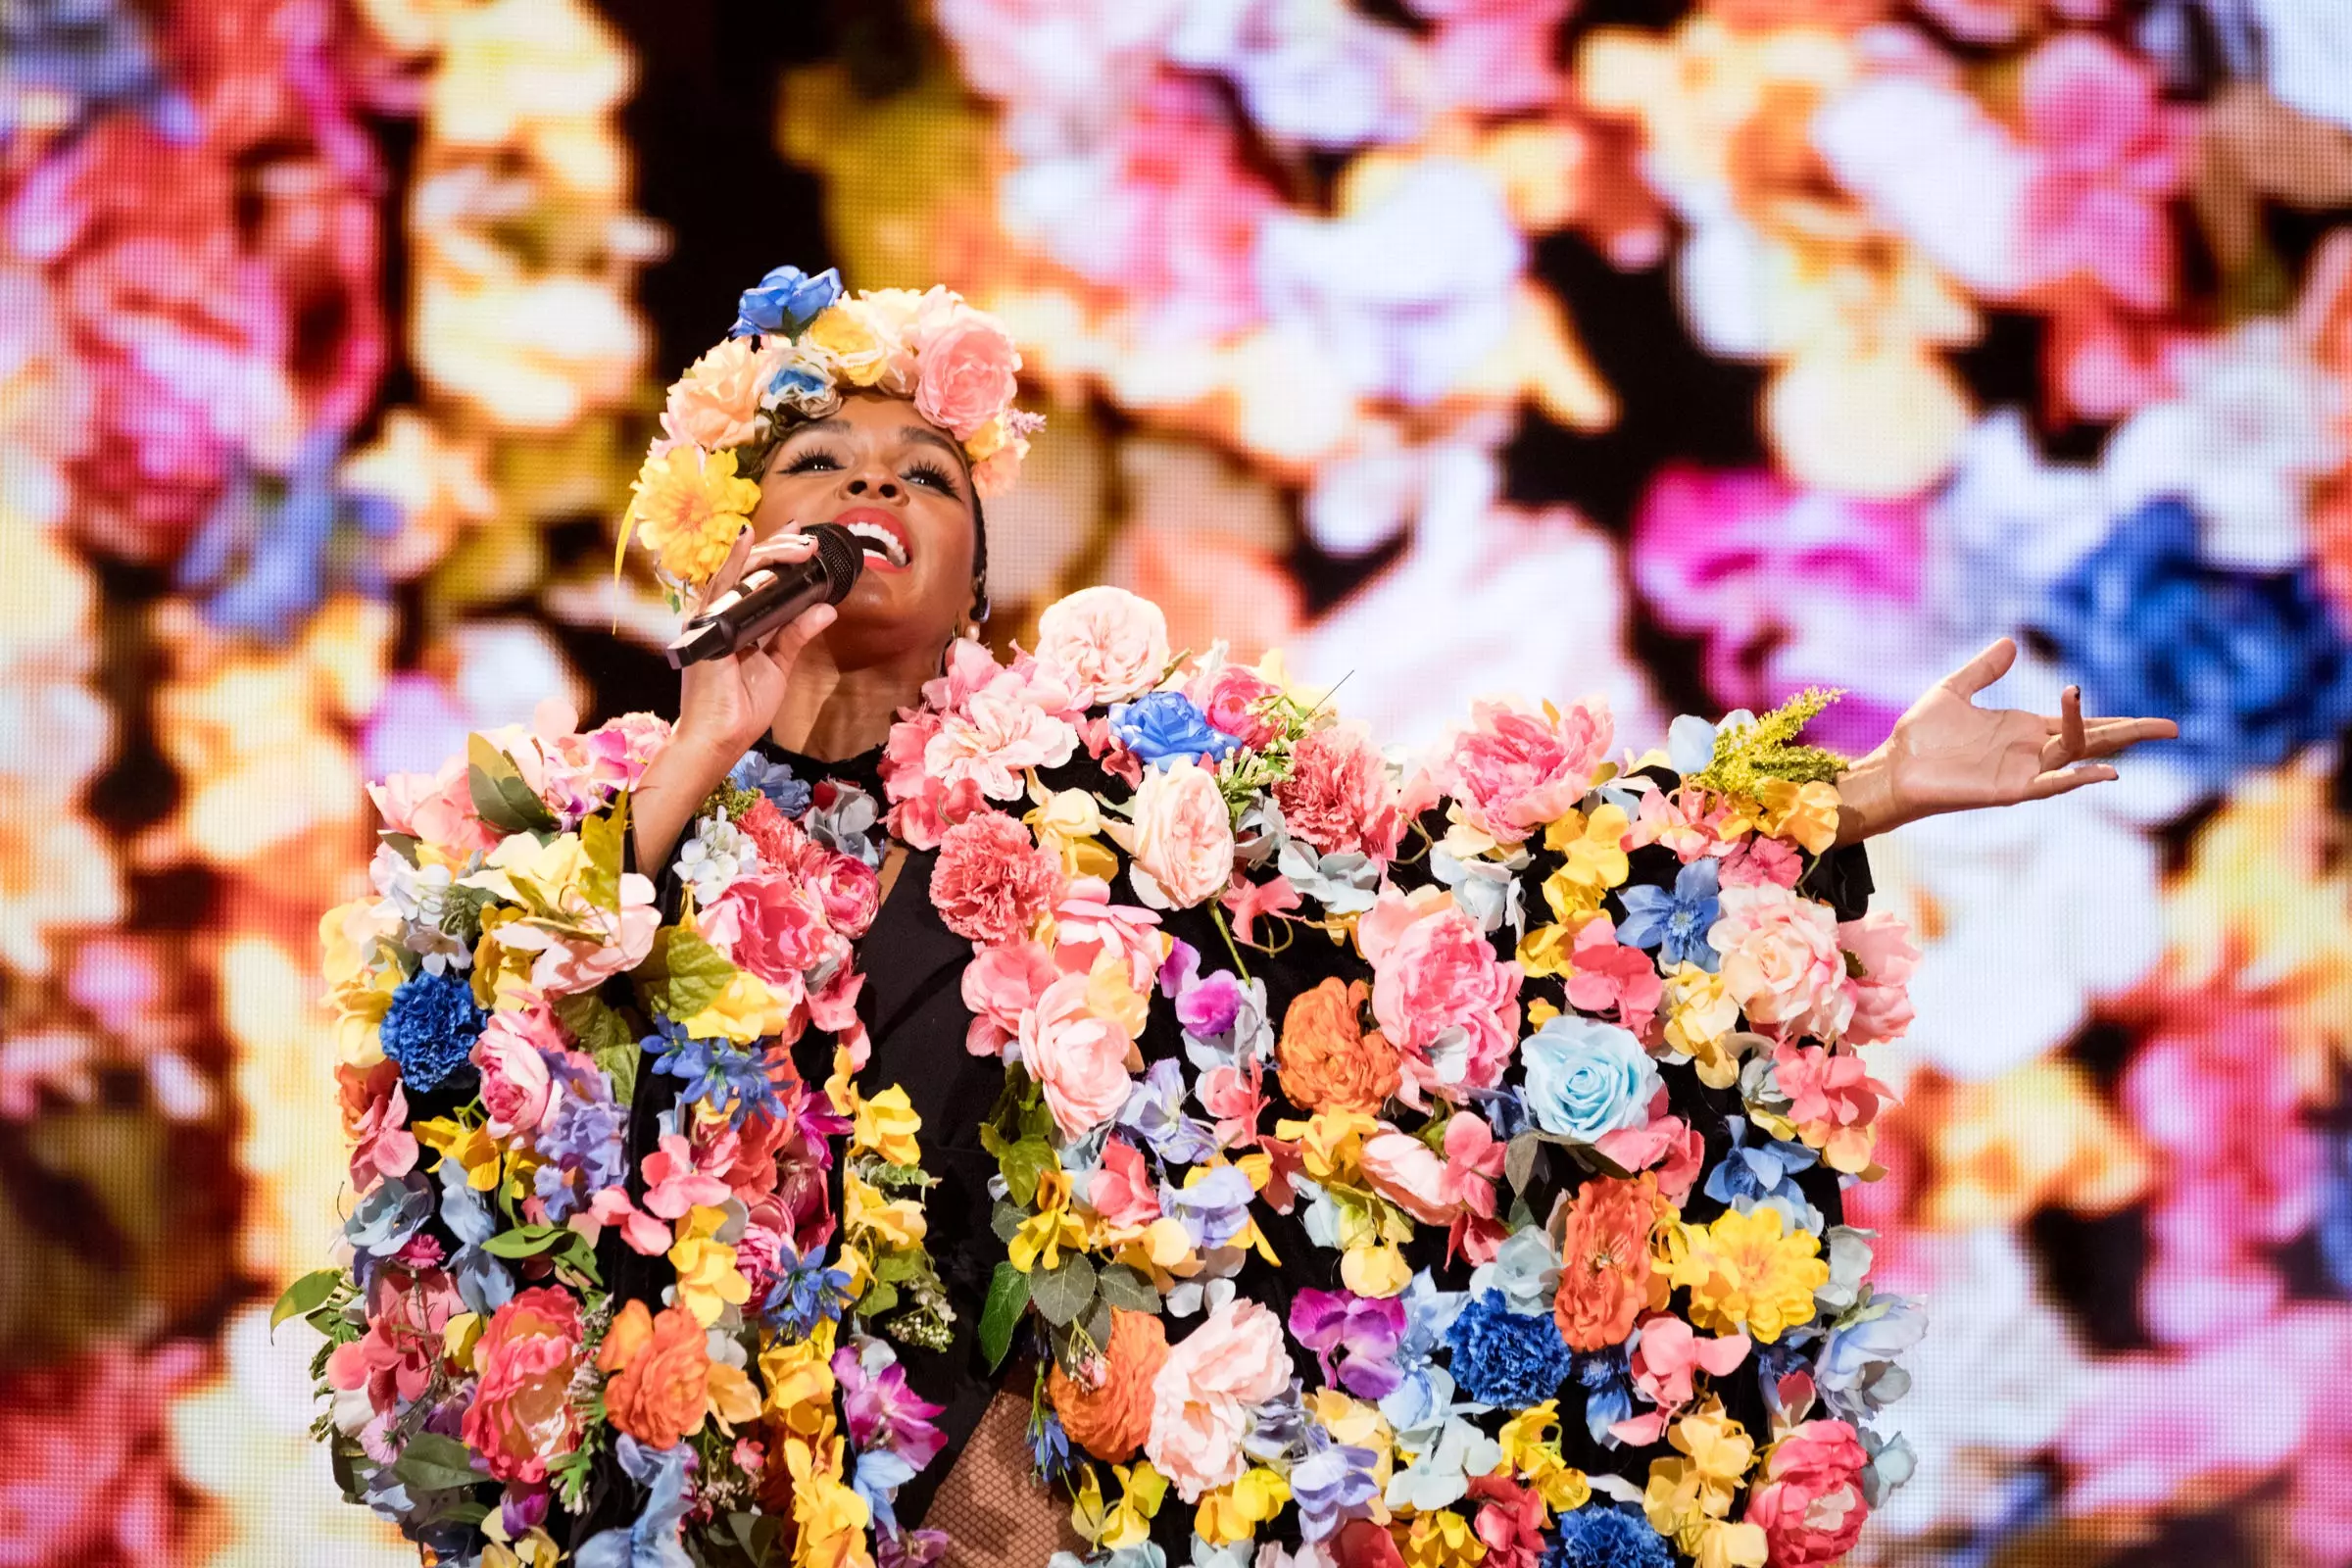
[[620, 265, 1040, 591]]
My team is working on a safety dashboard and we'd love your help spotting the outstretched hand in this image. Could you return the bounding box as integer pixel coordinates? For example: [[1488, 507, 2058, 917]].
[[1833, 637, 2179, 845]]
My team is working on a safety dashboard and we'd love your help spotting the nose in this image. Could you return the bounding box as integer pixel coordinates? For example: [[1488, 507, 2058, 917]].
[[842, 463, 903, 503]]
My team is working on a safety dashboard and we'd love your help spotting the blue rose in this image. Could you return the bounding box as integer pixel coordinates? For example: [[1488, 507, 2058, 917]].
[[2034, 497, 2352, 789], [1108, 690, 1239, 770], [1444, 1290, 1575, 1409], [1518, 1015, 1661, 1144], [729, 264, 843, 339]]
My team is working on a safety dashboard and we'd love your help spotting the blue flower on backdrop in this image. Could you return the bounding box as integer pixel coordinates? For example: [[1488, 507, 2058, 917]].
[[1, 0, 197, 139], [731, 265, 843, 339], [646, 1019, 786, 1127], [2034, 497, 2352, 789], [731, 752, 813, 816], [1544, 1504, 1675, 1568], [380, 970, 485, 1093], [1444, 1290, 1576, 1409], [1616, 858, 1722, 970], [1109, 691, 1241, 770], [2314, 1131, 2352, 1298], [178, 438, 401, 642]]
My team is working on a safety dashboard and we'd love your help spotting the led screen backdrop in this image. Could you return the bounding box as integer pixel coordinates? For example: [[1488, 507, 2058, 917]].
[[3, 1, 2351, 1563]]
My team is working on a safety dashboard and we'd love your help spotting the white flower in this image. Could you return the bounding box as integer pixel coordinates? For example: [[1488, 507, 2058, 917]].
[[674, 814, 760, 906], [368, 846, 470, 973]]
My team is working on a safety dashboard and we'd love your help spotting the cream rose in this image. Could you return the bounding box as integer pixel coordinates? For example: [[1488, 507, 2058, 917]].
[[1033, 586, 1171, 706], [1105, 758, 1235, 911], [1146, 1298, 1295, 1500], [1708, 884, 1853, 1040]]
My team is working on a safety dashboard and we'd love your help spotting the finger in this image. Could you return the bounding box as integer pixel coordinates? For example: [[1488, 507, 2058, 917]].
[[2076, 716, 2179, 757], [1940, 636, 2018, 699], [2061, 685, 2086, 759], [686, 526, 759, 619], [743, 531, 821, 573], [2023, 762, 2119, 801]]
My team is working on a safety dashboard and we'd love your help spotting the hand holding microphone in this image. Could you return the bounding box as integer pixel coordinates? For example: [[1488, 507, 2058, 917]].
[[666, 521, 864, 668]]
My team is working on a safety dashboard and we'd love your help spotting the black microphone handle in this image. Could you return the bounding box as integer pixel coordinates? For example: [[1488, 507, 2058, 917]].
[[664, 523, 863, 668]]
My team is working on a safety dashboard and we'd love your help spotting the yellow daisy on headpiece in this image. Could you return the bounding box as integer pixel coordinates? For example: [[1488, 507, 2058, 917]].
[[619, 445, 761, 586]]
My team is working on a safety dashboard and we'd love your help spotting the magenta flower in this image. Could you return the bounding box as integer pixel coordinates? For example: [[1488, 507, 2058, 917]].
[[833, 1344, 948, 1471], [1290, 1288, 1408, 1399], [2014, 33, 2185, 312]]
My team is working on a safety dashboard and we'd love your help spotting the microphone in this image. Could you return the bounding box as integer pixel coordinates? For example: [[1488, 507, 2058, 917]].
[[665, 523, 864, 668]]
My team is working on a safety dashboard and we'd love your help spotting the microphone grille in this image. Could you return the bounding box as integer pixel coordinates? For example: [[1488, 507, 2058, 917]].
[[803, 523, 864, 605]]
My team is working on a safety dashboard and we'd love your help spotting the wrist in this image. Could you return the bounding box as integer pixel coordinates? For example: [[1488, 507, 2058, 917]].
[[1833, 749, 1903, 846]]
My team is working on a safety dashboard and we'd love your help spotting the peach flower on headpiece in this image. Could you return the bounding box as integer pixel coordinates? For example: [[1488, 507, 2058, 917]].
[[914, 317, 1023, 441], [664, 336, 777, 451]]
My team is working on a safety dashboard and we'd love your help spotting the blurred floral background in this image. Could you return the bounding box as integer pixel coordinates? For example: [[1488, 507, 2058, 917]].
[[3, 0, 2350, 1563]]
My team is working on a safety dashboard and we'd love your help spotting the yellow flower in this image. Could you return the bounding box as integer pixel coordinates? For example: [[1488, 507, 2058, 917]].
[[479, 1529, 562, 1568], [1028, 780, 1121, 882], [1073, 1462, 1168, 1550], [1518, 921, 1574, 979], [1343, 1239, 1412, 1298], [443, 1311, 484, 1372], [1009, 1166, 1088, 1273], [1525, 998, 1561, 1032], [621, 445, 760, 584], [759, 1330, 840, 1431], [852, 1084, 923, 1166], [1541, 804, 1631, 917], [1399, 1509, 1484, 1568], [678, 966, 791, 1047], [1688, 1520, 1768, 1568], [846, 1172, 928, 1251], [1663, 1207, 1827, 1344], [1643, 1401, 1757, 1557], [1756, 778, 1840, 856], [1497, 1401, 1591, 1514], [1086, 955, 1151, 1040], [804, 304, 889, 387], [669, 1205, 752, 1327], [784, 1426, 873, 1568], [415, 1115, 502, 1192], [1659, 962, 1745, 1089], [706, 1358, 762, 1433], [1196, 1467, 1291, 1545], [1277, 1109, 1379, 1185]]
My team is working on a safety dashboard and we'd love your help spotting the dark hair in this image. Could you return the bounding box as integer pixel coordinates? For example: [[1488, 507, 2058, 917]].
[[969, 492, 991, 624]]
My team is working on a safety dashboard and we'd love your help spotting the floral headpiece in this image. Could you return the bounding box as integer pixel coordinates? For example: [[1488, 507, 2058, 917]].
[[619, 265, 1041, 591]]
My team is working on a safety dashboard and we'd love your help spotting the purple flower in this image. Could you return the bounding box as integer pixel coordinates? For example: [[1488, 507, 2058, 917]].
[[532, 1088, 628, 1221], [1176, 969, 1248, 1039], [1159, 1163, 1256, 1251], [1290, 1289, 1407, 1399], [1118, 1057, 1217, 1166], [833, 1343, 947, 1471], [1291, 1440, 1383, 1543]]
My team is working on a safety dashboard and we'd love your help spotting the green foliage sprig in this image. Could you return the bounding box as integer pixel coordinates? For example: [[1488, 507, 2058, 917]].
[[1686, 688, 1850, 796]]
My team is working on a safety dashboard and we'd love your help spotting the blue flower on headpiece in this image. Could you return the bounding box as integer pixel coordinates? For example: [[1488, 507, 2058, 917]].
[[1109, 691, 1240, 770], [2034, 497, 2352, 789], [379, 970, 485, 1094], [731, 265, 844, 339], [1615, 858, 1722, 971]]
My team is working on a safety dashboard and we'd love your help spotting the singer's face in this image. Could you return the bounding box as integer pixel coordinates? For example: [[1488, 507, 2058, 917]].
[[746, 392, 978, 664]]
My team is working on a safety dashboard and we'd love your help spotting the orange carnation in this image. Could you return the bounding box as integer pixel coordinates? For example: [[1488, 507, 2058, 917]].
[[596, 1298, 712, 1448], [1553, 1174, 1668, 1351], [1048, 1307, 1168, 1462], [1277, 978, 1400, 1115]]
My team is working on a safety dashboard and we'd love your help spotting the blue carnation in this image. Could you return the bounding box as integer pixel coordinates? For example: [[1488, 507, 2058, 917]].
[[379, 970, 486, 1093], [730, 264, 843, 339], [1108, 691, 1239, 770], [1544, 1505, 1674, 1568], [2034, 497, 2352, 789], [1615, 857, 1721, 970], [1444, 1290, 1575, 1409]]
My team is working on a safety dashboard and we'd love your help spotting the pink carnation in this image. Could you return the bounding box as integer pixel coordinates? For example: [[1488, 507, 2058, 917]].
[[1273, 722, 1404, 860], [1147, 1298, 1295, 1500], [913, 317, 1022, 441], [1357, 887, 1522, 1106], [1707, 884, 1852, 1041], [1432, 696, 1613, 846], [931, 810, 1064, 945], [1033, 586, 1171, 706], [1838, 911, 1919, 1046], [1745, 1418, 1870, 1567], [1020, 971, 1136, 1139]]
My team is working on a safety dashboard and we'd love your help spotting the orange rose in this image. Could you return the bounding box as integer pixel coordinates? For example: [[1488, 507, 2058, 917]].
[[596, 1299, 712, 1448], [1277, 978, 1400, 1115], [1552, 1174, 1668, 1351], [1048, 1308, 1167, 1462]]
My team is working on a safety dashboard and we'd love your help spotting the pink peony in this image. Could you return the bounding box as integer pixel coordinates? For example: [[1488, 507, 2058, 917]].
[[913, 317, 1023, 441], [1051, 880, 1166, 995], [663, 336, 778, 451], [961, 940, 1057, 1056], [705, 872, 840, 998], [472, 1006, 558, 1140], [1274, 722, 1404, 860], [1192, 662, 1286, 750], [1020, 971, 1137, 1139], [923, 692, 1079, 801], [1432, 696, 1613, 845], [930, 810, 1064, 945], [1106, 758, 1236, 911], [370, 756, 500, 857], [1357, 887, 1522, 1105], [1744, 1418, 1870, 1567], [1147, 1298, 1295, 1500], [1708, 885, 1853, 1041], [461, 1287, 586, 1484], [1718, 834, 1802, 889], [1838, 911, 1919, 1046], [1033, 586, 1171, 706]]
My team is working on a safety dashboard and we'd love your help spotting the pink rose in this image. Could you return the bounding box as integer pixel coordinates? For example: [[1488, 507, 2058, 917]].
[[923, 691, 1079, 801], [1707, 885, 1853, 1041], [1147, 1298, 1295, 1500], [1192, 662, 1285, 749], [1274, 723, 1403, 861], [1033, 586, 1171, 706], [1051, 879, 1165, 994], [1432, 696, 1614, 845], [1020, 971, 1136, 1139], [912, 317, 1022, 441], [931, 810, 1064, 945], [704, 871, 844, 1011], [663, 336, 777, 451], [1089, 1138, 1161, 1230], [472, 1007, 557, 1140], [461, 1286, 586, 1484], [1358, 887, 1522, 1105], [961, 940, 1057, 1056], [1838, 911, 1919, 1046], [369, 757, 500, 857], [1360, 1128, 1456, 1226], [1744, 1418, 1870, 1567], [1106, 759, 1235, 911], [808, 851, 882, 939]]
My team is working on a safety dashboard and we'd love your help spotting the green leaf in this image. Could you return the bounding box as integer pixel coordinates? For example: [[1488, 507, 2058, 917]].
[[978, 1262, 1031, 1371], [467, 734, 559, 835], [1096, 1262, 1160, 1314], [393, 1432, 484, 1494], [270, 1268, 345, 1333], [555, 991, 641, 1105], [445, 1502, 491, 1528], [991, 1200, 1028, 1244], [1030, 1253, 1098, 1328], [580, 796, 630, 913], [726, 1510, 782, 1568], [378, 831, 422, 865], [984, 1134, 1057, 1208], [480, 1224, 565, 1259], [861, 1281, 902, 1318], [640, 927, 738, 1021]]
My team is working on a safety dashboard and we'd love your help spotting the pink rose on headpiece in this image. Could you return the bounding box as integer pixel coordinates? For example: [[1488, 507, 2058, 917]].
[[1019, 971, 1136, 1139], [1033, 586, 1171, 706], [913, 317, 1022, 441], [930, 810, 1063, 945], [1275, 722, 1403, 860], [1433, 696, 1613, 845], [1708, 884, 1851, 1041], [1147, 1298, 1294, 1500], [1105, 759, 1235, 911], [664, 336, 777, 451]]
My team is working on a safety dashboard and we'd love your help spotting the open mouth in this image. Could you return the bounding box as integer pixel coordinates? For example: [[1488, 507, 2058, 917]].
[[826, 508, 912, 572]]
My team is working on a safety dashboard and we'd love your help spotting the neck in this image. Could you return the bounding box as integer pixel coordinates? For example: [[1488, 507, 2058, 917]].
[[766, 636, 938, 762]]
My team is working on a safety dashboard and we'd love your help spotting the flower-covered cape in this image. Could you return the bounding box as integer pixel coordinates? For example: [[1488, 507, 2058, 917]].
[[296, 701, 956, 1568], [873, 587, 1924, 1568]]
